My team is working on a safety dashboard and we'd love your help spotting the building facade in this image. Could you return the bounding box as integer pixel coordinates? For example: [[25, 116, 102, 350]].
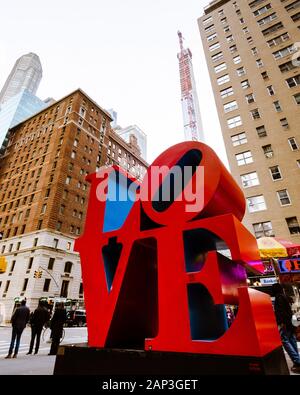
[[107, 128, 148, 182], [0, 89, 48, 152], [199, 0, 300, 243], [0, 53, 43, 104], [0, 89, 112, 319], [0, 88, 148, 321], [114, 124, 147, 161]]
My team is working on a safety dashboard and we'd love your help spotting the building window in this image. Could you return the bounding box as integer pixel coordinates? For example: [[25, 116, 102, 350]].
[[256, 59, 264, 68], [65, 176, 71, 185], [231, 132, 247, 146], [56, 221, 62, 231], [251, 47, 258, 55], [241, 172, 260, 188], [286, 75, 300, 88], [64, 261, 73, 273], [3, 280, 10, 296], [212, 52, 223, 62], [217, 74, 230, 85], [224, 100, 238, 113], [247, 195, 267, 213], [269, 166, 282, 181], [256, 125, 267, 138], [273, 101, 282, 112], [74, 139, 79, 147], [33, 238, 38, 247], [241, 80, 250, 89], [288, 137, 299, 151], [236, 151, 253, 166], [294, 93, 300, 104], [277, 190, 291, 206], [236, 67, 246, 77], [280, 118, 289, 128], [257, 12, 277, 26], [233, 55, 241, 64], [245, 93, 255, 104], [227, 116, 242, 128], [48, 258, 55, 270], [79, 283, 84, 296], [273, 45, 296, 60], [209, 42, 221, 52], [267, 32, 290, 48], [261, 71, 269, 80], [43, 279, 51, 292], [250, 108, 261, 119], [22, 279, 28, 292], [60, 280, 69, 298], [297, 159, 300, 168], [286, 217, 300, 235], [253, 3, 272, 17], [53, 238, 59, 249], [66, 242, 72, 251], [267, 85, 275, 95], [262, 144, 274, 158], [253, 222, 274, 238], [220, 86, 234, 98], [214, 62, 227, 73], [10, 260, 16, 273], [229, 44, 237, 54], [207, 32, 218, 42], [71, 150, 76, 159], [28, 257, 34, 270]]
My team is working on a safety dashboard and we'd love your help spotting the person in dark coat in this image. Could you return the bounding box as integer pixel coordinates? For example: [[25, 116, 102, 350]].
[[5, 299, 30, 358], [272, 283, 300, 373], [27, 301, 50, 355], [48, 302, 67, 355]]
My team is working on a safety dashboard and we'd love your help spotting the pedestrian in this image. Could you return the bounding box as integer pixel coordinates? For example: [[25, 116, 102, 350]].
[[48, 302, 67, 355], [27, 301, 50, 355], [5, 299, 30, 359], [272, 283, 300, 374]]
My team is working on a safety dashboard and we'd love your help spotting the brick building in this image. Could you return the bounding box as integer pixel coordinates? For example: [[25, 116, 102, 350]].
[[0, 88, 147, 320]]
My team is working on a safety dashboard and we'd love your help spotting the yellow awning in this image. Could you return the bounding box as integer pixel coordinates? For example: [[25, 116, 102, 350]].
[[257, 237, 288, 259]]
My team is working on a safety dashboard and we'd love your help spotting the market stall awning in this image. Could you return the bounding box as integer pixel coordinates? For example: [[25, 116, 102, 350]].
[[257, 237, 300, 259]]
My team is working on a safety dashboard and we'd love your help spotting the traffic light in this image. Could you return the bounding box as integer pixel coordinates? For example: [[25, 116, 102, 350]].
[[34, 270, 43, 278], [0, 256, 7, 273]]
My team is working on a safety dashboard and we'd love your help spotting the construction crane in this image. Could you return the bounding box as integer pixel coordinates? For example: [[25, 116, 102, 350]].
[[177, 31, 204, 142]]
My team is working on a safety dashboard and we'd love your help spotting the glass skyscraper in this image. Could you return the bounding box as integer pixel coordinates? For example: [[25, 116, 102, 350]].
[[0, 89, 48, 153], [0, 53, 42, 104]]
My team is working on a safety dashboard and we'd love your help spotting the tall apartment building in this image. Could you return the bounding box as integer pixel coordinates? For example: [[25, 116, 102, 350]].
[[199, 0, 300, 243], [0, 53, 43, 104], [0, 88, 148, 320]]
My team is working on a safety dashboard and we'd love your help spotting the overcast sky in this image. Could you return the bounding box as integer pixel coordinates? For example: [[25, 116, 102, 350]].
[[0, 0, 228, 166]]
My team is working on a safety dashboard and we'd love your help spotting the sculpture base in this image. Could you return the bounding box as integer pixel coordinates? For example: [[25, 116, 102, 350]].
[[53, 343, 289, 375]]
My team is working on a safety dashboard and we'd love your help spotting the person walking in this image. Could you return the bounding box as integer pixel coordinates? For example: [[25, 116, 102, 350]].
[[272, 283, 300, 374], [48, 302, 67, 355], [27, 301, 50, 355], [5, 299, 30, 359]]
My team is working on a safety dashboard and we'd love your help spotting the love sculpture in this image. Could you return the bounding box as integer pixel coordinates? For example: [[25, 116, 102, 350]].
[[72, 142, 287, 375]]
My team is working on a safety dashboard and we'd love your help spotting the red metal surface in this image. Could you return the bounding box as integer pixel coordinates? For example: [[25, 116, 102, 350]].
[[75, 142, 281, 357]]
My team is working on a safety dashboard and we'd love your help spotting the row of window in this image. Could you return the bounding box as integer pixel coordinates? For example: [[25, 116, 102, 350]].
[[253, 217, 300, 238], [240, 162, 299, 188], [246, 189, 293, 213], [235, 138, 299, 166]]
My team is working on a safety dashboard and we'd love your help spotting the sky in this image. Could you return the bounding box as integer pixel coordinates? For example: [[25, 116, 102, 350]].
[[0, 0, 228, 166]]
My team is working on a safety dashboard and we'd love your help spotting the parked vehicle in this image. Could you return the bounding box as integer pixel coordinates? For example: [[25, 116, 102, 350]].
[[66, 310, 86, 327]]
